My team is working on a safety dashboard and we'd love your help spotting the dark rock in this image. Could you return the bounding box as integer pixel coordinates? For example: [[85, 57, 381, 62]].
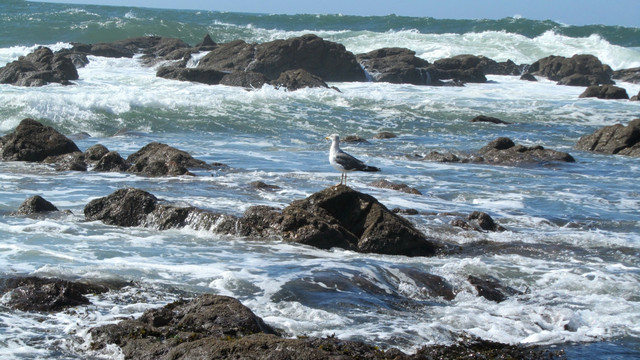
[[357, 47, 435, 85], [270, 68, 329, 91], [415, 335, 560, 359], [478, 137, 575, 164], [219, 71, 269, 89], [612, 67, 640, 84], [195, 34, 217, 50], [631, 90, 640, 101], [0, 118, 81, 162], [43, 151, 88, 171], [238, 205, 284, 238], [126, 142, 212, 176], [0, 47, 78, 86], [72, 36, 191, 61], [369, 179, 422, 195], [276, 185, 442, 256], [579, 85, 629, 99], [0, 276, 117, 312], [520, 73, 537, 81], [373, 131, 397, 139], [575, 118, 640, 157], [342, 135, 369, 143], [452, 211, 505, 232], [526, 54, 613, 86], [480, 58, 525, 76], [392, 208, 419, 216], [84, 144, 110, 163], [249, 181, 281, 191], [12, 195, 59, 215], [471, 115, 511, 124], [422, 151, 465, 163], [401, 268, 456, 300], [84, 188, 159, 227], [94, 151, 129, 172], [198, 34, 366, 82], [468, 275, 523, 303], [432, 54, 488, 83], [156, 65, 226, 85]]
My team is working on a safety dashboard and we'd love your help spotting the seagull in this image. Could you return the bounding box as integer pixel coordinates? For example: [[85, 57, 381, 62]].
[[325, 134, 380, 186]]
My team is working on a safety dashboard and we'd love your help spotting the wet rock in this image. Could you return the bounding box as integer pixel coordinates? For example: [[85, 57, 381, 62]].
[[219, 71, 269, 89], [579, 84, 629, 99], [357, 47, 435, 85], [195, 33, 217, 50], [270, 68, 330, 91], [44, 151, 88, 171], [84, 144, 110, 163], [369, 179, 422, 195], [612, 66, 640, 84], [342, 135, 370, 143], [197, 34, 366, 82], [526, 54, 614, 86], [432, 54, 488, 83], [0, 47, 78, 86], [471, 115, 511, 124], [156, 65, 226, 85], [479, 58, 525, 76], [477, 137, 576, 165], [415, 335, 560, 359], [238, 205, 284, 238], [71, 36, 191, 61], [421, 151, 466, 163], [374, 131, 397, 139], [632, 90, 640, 101], [392, 208, 419, 215], [276, 185, 442, 256], [12, 195, 59, 215], [520, 73, 537, 81], [401, 268, 456, 300], [452, 211, 505, 232], [249, 181, 281, 191], [84, 188, 159, 227], [0, 118, 81, 162], [575, 118, 640, 157], [468, 275, 523, 303], [0, 276, 118, 312], [126, 142, 212, 176], [93, 151, 129, 172]]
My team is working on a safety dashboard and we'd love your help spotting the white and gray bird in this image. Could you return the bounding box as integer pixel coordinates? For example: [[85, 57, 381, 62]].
[[325, 134, 380, 186]]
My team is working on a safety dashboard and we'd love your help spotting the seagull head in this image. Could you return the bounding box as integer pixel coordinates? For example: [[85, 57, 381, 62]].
[[325, 134, 340, 142]]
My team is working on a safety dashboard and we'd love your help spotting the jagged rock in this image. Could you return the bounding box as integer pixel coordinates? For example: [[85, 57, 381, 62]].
[[43, 151, 87, 171], [471, 115, 511, 124], [612, 67, 640, 84], [520, 73, 537, 81], [0, 47, 78, 86], [575, 118, 640, 157], [0, 276, 120, 312], [579, 85, 629, 99], [357, 47, 435, 85], [526, 54, 613, 86], [270, 69, 330, 91], [0, 118, 81, 162], [479, 58, 525, 76], [195, 34, 217, 50], [219, 71, 269, 89], [197, 34, 366, 82], [126, 142, 212, 176], [369, 179, 422, 195], [71, 36, 191, 61], [12, 195, 58, 215]]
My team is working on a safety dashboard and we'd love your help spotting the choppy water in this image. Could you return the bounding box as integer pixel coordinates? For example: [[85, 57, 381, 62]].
[[1, 1, 639, 359]]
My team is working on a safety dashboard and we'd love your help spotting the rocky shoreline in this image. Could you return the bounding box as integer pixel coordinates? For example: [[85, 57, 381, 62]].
[[1, 33, 639, 99]]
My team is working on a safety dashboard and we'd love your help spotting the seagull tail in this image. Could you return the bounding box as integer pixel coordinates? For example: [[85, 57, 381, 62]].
[[362, 166, 381, 172]]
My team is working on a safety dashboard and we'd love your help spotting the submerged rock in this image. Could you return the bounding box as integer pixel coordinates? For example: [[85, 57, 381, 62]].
[[575, 118, 640, 157], [0, 118, 81, 162], [468, 275, 523, 303], [271, 68, 330, 91], [471, 115, 511, 124], [451, 211, 506, 232], [612, 66, 640, 84], [369, 179, 422, 195]]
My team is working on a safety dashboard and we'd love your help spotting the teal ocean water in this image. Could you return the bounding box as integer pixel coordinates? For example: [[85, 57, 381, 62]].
[[1, 1, 639, 358]]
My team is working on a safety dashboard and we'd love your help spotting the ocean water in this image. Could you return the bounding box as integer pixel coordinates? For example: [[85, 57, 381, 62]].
[[1, 1, 640, 359]]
